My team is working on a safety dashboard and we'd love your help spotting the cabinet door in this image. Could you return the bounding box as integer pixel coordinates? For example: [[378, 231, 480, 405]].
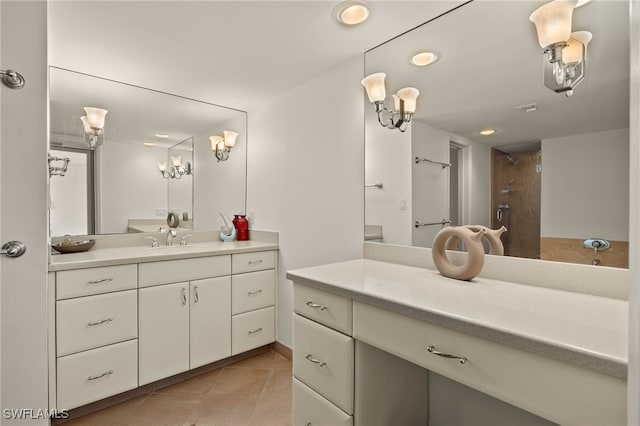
[[139, 282, 189, 385], [190, 277, 231, 369]]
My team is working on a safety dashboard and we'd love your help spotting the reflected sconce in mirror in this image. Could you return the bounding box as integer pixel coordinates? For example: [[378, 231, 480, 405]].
[[159, 155, 193, 179], [529, 0, 592, 96], [361, 73, 419, 132], [80, 106, 108, 149], [210, 130, 238, 162]]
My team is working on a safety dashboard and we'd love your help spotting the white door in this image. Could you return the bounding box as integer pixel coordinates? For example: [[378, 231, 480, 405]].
[[1, 1, 49, 424], [189, 276, 231, 369], [138, 282, 189, 385]]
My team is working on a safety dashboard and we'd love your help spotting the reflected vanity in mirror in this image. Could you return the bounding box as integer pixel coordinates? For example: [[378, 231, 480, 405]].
[[364, 0, 629, 268], [49, 67, 247, 237]]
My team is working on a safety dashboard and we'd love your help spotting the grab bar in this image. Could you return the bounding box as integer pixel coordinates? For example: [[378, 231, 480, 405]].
[[415, 219, 451, 228], [365, 183, 383, 189], [414, 157, 451, 168]]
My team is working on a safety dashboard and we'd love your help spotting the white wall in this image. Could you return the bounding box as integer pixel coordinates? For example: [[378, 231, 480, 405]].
[[459, 136, 491, 228], [541, 128, 629, 241], [97, 141, 167, 233], [412, 121, 451, 247], [1, 1, 49, 422], [364, 105, 412, 246], [193, 114, 247, 231], [247, 57, 364, 347]]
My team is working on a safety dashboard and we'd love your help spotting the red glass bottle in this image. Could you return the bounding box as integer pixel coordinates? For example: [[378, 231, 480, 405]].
[[236, 215, 249, 241]]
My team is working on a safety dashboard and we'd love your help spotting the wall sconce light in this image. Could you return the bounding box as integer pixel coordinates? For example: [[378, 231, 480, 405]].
[[529, 0, 592, 96], [80, 107, 108, 149], [159, 155, 193, 179], [361, 73, 419, 132], [210, 130, 238, 162]]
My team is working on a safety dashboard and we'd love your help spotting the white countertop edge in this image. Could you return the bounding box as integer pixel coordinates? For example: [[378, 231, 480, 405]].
[[49, 241, 278, 272], [286, 260, 627, 380]]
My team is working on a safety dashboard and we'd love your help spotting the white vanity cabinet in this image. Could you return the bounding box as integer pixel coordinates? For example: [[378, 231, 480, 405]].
[[138, 256, 232, 385], [231, 251, 276, 355], [292, 283, 354, 425], [50, 244, 278, 411], [54, 264, 139, 410], [288, 259, 628, 426]]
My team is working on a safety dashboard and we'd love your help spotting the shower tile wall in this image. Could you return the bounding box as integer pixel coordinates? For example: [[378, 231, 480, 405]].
[[491, 148, 541, 259]]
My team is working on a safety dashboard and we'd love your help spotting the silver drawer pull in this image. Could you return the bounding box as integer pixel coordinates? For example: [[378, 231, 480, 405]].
[[305, 423, 312, 426], [87, 318, 113, 327], [248, 289, 263, 296], [193, 286, 199, 304], [305, 301, 327, 311], [248, 259, 263, 265], [248, 327, 263, 335], [427, 345, 468, 364], [305, 354, 327, 367], [88, 370, 113, 381], [181, 288, 187, 306], [87, 278, 113, 284]]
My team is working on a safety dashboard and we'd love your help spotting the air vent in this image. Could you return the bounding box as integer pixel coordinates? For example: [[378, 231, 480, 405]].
[[516, 103, 537, 112]]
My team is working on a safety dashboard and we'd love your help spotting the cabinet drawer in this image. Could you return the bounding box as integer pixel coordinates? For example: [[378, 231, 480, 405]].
[[57, 290, 137, 357], [139, 255, 230, 288], [232, 251, 276, 274], [57, 339, 137, 410], [293, 314, 354, 415], [232, 269, 275, 314], [294, 283, 352, 335], [293, 378, 353, 426], [56, 265, 137, 300], [353, 302, 626, 426], [231, 306, 275, 355]]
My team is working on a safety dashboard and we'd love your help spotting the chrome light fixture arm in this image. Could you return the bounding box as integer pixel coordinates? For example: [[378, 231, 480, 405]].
[[374, 99, 412, 133]]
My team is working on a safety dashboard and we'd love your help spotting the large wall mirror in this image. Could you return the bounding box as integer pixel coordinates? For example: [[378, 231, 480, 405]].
[[49, 67, 247, 236], [364, 0, 630, 268]]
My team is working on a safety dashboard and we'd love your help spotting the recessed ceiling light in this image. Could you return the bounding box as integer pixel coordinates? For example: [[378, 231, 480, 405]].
[[480, 128, 497, 136], [410, 51, 438, 67], [155, 133, 169, 139], [143, 142, 156, 147], [335, 1, 369, 26]]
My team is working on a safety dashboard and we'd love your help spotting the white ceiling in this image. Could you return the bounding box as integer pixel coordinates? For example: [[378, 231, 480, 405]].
[[48, 0, 467, 113]]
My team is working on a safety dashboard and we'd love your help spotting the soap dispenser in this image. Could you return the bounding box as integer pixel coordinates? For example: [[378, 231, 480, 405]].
[[236, 215, 249, 241]]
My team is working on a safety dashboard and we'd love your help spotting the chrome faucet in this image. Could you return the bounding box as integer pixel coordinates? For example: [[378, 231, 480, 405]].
[[166, 229, 177, 246]]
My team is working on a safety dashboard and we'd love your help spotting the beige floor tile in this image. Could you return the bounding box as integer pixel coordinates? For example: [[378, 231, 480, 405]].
[[184, 394, 258, 426], [156, 369, 223, 396], [228, 351, 277, 369], [61, 394, 150, 426], [207, 367, 270, 398], [262, 369, 292, 396], [272, 353, 292, 370], [249, 392, 292, 426], [121, 393, 202, 426]]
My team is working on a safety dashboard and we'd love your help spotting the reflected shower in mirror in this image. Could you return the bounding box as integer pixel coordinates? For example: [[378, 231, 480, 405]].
[[364, 0, 629, 268], [49, 67, 247, 237]]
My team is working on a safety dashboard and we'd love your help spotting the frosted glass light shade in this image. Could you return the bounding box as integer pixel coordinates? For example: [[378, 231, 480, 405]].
[[171, 156, 182, 167], [562, 31, 592, 63], [396, 87, 420, 113], [361, 73, 386, 103], [209, 135, 224, 150], [529, 0, 577, 48], [223, 130, 238, 148], [158, 161, 167, 172], [83, 107, 108, 129], [80, 116, 91, 133]]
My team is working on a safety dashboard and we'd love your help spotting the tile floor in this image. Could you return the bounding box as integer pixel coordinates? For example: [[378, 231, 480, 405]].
[[63, 351, 292, 426]]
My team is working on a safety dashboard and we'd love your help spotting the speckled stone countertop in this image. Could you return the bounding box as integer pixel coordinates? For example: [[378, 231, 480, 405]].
[[287, 259, 628, 379], [50, 240, 278, 272]]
